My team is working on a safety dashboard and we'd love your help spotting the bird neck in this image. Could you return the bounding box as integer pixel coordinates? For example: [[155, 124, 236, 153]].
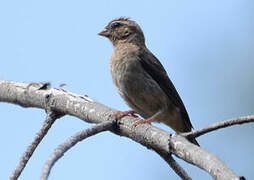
[[112, 33, 145, 47]]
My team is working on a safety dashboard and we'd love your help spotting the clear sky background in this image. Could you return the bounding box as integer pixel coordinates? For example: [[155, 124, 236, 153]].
[[1, 0, 253, 180]]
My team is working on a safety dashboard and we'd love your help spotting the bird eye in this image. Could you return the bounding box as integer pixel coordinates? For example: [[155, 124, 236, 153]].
[[111, 22, 122, 29]]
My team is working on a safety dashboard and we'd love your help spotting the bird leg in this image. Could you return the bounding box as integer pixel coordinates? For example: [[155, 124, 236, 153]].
[[132, 111, 161, 127], [114, 110, 139, 118]]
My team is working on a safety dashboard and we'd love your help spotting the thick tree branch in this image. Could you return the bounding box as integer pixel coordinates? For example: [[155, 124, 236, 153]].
[[0, 79, 246, 180], [41, 121, 115, 180], [9, 110, 63, 180]]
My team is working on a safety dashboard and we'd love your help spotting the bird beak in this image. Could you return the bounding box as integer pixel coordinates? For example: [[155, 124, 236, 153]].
[[98, 28, 110, 38]]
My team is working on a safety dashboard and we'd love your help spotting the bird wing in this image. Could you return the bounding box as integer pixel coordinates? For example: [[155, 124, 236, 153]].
[[138, 47, 193, 130]]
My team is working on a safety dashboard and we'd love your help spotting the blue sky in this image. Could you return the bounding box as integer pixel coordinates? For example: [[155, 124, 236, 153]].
[[0, 0, 253, 179]]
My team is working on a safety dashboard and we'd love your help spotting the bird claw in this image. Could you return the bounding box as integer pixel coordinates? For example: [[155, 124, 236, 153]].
[[113, 110, 152, 128], [114, 110, 138, 119], [132, 118, 152, 127]]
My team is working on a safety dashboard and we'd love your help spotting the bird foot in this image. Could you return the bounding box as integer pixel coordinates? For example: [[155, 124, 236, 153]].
[[114, 110, 138, 119], [114, 110, 153, 128], [132, 118, 152, 127], [132, 111, 161, 127]]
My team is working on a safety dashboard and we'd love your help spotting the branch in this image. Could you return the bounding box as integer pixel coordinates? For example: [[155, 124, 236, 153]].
[[184, 115, 254, 138], [160, 154, 192, 180], [9, 110, 63, 180], [0, 79, 246, 180], [40, 121, 115, 180]]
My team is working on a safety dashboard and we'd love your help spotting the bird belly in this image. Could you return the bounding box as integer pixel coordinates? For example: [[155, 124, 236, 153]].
[[111, 59, 169, 120]]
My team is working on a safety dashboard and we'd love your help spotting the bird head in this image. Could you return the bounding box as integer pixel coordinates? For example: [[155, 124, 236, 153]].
[[98, 17, 145, 46]]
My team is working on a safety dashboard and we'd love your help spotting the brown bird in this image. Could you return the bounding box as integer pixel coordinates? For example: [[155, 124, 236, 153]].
[[99, 17, 199, 145]]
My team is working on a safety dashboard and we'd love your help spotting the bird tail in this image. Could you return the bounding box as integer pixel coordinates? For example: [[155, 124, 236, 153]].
[[188, 137, 199, 146]]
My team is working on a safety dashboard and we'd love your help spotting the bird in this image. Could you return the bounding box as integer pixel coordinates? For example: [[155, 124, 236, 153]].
[[98, 17, 199, 146]]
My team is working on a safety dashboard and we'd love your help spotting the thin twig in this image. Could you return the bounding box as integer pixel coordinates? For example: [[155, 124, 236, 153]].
[[184, 115, 254, 139], [40, 121, 115, 180], [161, 153, 192, 180], [9, 110, 62, 180]]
